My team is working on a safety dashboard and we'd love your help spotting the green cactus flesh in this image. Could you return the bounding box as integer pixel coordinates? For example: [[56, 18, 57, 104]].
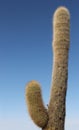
[[26, 80, 48, 128], [25, 6, 70, 130]]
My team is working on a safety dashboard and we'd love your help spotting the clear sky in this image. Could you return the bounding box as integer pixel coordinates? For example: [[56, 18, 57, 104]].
[[0, 0, 79, 130]]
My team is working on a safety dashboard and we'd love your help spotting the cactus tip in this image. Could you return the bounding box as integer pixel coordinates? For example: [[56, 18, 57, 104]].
[[54, 6, 70, 18]]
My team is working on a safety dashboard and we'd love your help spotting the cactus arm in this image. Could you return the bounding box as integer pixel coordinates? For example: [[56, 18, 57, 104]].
[[25, 80, 48, 128]]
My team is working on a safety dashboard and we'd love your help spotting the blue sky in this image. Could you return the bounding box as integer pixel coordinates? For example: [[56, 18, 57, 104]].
[[0, 0, 79, 130]]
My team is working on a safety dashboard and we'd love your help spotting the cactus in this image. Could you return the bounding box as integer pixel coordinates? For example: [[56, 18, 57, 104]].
[[25, 6, 70, 130]]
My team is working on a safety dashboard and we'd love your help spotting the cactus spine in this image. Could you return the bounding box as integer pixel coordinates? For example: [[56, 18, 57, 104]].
[[25, 6, 70, 130]]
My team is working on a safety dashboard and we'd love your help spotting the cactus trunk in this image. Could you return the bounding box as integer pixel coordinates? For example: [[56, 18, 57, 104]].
[[43, 7, 70, 130], [25, 6, 70, 130]]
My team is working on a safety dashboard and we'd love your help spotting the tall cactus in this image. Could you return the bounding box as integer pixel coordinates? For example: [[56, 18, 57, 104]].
[[25, 6, 70, 130]]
